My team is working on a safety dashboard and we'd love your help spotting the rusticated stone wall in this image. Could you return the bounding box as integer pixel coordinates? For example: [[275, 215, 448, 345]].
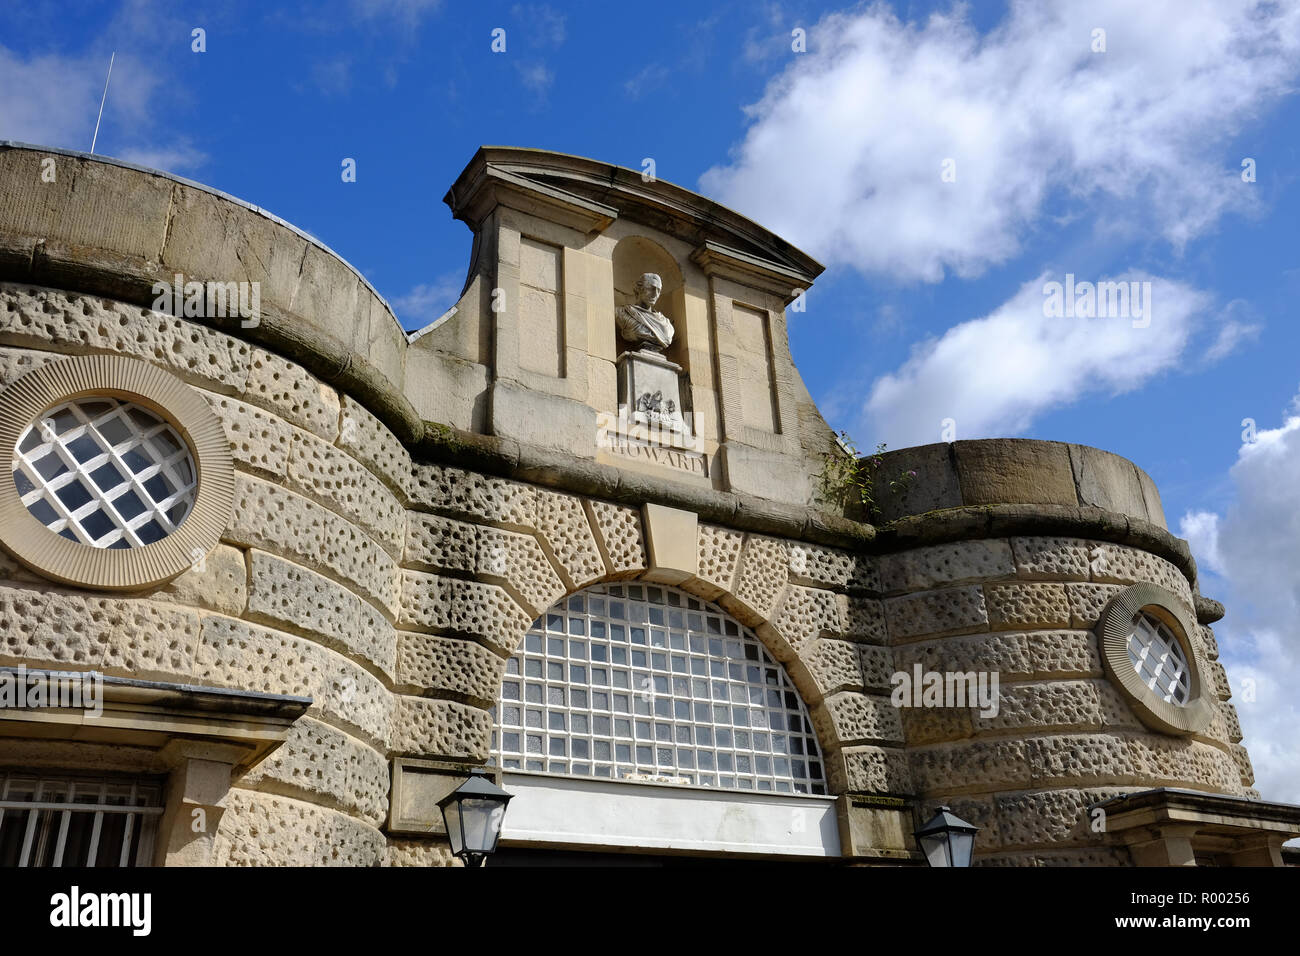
[[875, 535, 1248, 866], [0, 281, 903, 865]]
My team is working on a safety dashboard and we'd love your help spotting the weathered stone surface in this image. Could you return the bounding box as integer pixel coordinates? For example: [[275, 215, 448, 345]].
[[884, 586, 988, 642], [1089, 543, 1193, 606], [972, 680, 1138, 734], [1026, 733, 1240, 792], [900, 706, 974, 747], [877, 540, 1015, 595], [787, 543, 855, 590], [984, 583, 1070, 630], [1011, 536, 1091, 581], [534, 488, 604, 589], [0, 284, 251, 392], [475, 526, 566, 617], [850, 556, 882, 595], [585, 499, 646, 578], [410, 463, 535, 527], [858, 644, 895, 693], [917, 733, 1235, 797], [213, 789, 385, 866], [909, 738, 1032, 793], [872, 442, 962, 522], [1068, 444, 1148, 522], [194, 616, 391, 746], [245, 347, 340, 440], [827, 745, 914, 794], [0, 343, 58, 386], [1206, 659, 1232, 701], [0, 584, 201, 679], [844, 596, 888, 644], [286, 427, 405, 555], [246, 550, 396, 678], [146, 543, 247, 617], [201, 390, 291, 478], [1195, 624, 1220, 661], [733, 535, 789, 622], [772, 585, 845, 659], [994, 787, 1133, 849], [693, 523, 744, 595], [1028, 630, 1103, 677], [894, 631, 1035, 680], [239, 715, 389, 826], [339, 392, 411, 498], [802, 637, 864, 700], [405, 513, 478, 573], [1065, 582, 1125, 628], [225, 474, 399, 618], [398, 570, 532, 655], [390, 695, 492, 759], [954, 439, 1077, 507], [1206, 701, 1242, 745], [396, 631, 505, 702], [385, 839, 462, 867], [889, 629, 1097, 685], [812, 692, 904, 747], [1230, 743, 1254, 787]]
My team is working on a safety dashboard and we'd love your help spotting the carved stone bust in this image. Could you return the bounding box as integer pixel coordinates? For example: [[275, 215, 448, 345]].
[[615, 273, 674, 352]]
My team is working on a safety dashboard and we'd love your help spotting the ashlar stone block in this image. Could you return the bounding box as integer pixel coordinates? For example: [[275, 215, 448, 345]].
[[877, 540, 1015, 595], [213, 789, 385, 866], [884, 586, 988, 642]]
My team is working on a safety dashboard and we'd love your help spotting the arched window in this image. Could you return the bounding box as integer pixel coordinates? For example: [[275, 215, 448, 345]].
[[490, 582, 826, 795]]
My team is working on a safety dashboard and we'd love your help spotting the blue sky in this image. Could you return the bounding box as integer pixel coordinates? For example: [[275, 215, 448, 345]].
[[2, 0, 1298, 801]]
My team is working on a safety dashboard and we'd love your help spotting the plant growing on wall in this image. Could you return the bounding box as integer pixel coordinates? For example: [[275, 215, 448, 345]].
[[817, 432, 916, 520]]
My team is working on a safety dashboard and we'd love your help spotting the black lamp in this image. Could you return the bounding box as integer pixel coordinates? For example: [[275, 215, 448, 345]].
[[437, 769, 514, 867], [915, 806, 979, 867]]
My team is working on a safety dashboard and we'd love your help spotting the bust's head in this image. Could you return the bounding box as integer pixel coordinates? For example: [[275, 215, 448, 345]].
[[633, 273, 663, 309]]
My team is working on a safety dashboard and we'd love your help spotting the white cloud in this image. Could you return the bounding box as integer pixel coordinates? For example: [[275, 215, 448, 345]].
[[1179, 393, 1300, 804], [510, 4, 566, 47], [701, 0, 1300, 282], [351, 0, 442, 26], [0, 46, 206, 173], [1179, 510, 1223, 577], [861, 272, 1212, 446], [515, 61, 554, 97], [390, 271, 464, 331]]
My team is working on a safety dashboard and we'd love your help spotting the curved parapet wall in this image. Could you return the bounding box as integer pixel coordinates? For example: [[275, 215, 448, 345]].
[[0, 142, 419, 446], [865, 439, 1250, 865]]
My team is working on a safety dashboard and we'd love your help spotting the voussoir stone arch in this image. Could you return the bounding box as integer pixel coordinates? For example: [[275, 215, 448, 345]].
[[392, 463, 899, 793]]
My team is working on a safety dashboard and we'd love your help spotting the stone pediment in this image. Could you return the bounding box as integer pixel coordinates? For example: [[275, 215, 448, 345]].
[[443, 146, 824, 300]]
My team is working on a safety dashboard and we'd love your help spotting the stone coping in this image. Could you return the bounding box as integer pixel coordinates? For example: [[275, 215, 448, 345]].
[[1091, 787, 1300, 833]]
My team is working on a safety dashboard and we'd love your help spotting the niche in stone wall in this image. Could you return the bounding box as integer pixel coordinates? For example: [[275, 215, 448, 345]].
[[611, 236, 692, 429]]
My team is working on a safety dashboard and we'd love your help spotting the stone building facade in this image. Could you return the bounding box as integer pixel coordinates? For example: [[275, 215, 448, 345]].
[[0, 142, 1295, 866]]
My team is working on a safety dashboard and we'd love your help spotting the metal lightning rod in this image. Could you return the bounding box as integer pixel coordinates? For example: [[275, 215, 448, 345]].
[[90, 52, 115, 154]]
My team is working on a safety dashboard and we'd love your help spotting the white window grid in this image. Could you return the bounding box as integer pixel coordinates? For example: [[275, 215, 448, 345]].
[[11, 397, 196, 549], [490, 582, 827, 795], [0, 772, 164, 867], [1127, 613, 1191, 705]]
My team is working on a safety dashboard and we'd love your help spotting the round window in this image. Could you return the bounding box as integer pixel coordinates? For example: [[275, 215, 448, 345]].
[[13, 397, 197, 549], [1097, 582, 1213, 735], [0, 354, 234, 591], [1126, 611, 1190, 705]]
